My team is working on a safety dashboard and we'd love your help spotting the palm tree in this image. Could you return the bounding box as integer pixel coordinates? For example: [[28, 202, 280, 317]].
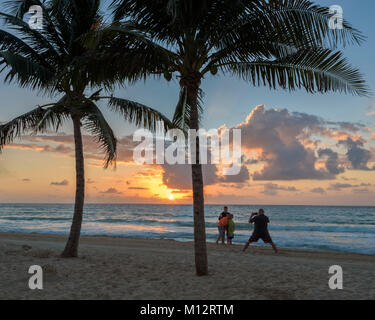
[[111, 0, 369, 275], [0, 0, 172, 257]]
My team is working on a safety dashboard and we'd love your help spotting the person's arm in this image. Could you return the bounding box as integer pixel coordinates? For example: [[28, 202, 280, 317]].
[[249, 213, 257, 223]]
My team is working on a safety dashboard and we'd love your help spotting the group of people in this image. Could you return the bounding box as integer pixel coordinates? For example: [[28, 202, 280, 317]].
[[216, 206, 278, 253]]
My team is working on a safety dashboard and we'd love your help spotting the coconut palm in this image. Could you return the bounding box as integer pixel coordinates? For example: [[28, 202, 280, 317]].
[[0, 0, 172, 257], [111, 0, 369, 275]]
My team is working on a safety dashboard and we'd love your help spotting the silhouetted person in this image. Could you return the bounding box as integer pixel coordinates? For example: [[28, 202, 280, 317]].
[[242, 209, 278, 253], [216, 206, 230, 244]]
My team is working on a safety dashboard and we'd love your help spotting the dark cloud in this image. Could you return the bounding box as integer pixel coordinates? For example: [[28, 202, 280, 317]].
[[262, 183, 298, 196], [328, 183, 356, 191], [328, 182, 371, 191], [221, 164, 250, 183], [22, 178, 31, 182], [310, 187, 326, 194], [341, 176, 357, 181], [128, 187, 149, 190], [162, 164, 219, 190], [353, 188, 370, 193], [43, 144, 72, 154], [326, 121, 366, 133], [318, 148, 344, 175], [50, 180, 69, 186], [100, 188, 122, 194], [161, 161, 250, 190], [338, 138, 374, 170]]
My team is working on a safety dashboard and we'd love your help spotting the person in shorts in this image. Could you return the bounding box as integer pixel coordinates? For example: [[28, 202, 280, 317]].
[[242, 209, 278, 253], [216, 212, 229, 245]]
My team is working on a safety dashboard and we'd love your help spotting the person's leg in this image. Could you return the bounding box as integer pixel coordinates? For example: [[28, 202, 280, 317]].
[[270, 241, 278, 253], [242, 240, 255, 252], [242, 241, 249, 252], [216, 227, 222, 244]]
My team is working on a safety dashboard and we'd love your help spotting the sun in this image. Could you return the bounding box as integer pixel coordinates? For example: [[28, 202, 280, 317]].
[[168, 195, 175, 201]]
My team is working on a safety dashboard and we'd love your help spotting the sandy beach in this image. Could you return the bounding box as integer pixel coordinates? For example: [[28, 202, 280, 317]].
[[0, 232, 374, 300]]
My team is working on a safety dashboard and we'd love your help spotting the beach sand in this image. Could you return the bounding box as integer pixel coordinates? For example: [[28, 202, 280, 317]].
[[0, 232, 374, 300]]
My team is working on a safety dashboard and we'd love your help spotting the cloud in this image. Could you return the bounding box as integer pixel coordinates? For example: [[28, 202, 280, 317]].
[[22, 178, 31, 182], [332, 122, 366, 133], [50, 180, 69, 186], [341, 176, 357, 181], [6, 143, 72, 154], [318, 149, 344, 175], [338, 138, 374, 170], [328, 182, 371, 191], [15, 134, 136, 165], [234, 105, 334, 181], [128, 187, 149, 190], [353, 188, 370, 193], [100, 188, 122, 194], [22, 135, 74, 144], [262, 183, 298, 196], [221, 164, 250, 183], [161, 160, 250, 190], [310, 187, 326, 194], [162, 164, 220, 190], [161, 105, 374, 190]]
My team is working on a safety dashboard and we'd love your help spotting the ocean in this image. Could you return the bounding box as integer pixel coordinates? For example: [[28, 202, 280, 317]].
[[0, 204, 374, 254]]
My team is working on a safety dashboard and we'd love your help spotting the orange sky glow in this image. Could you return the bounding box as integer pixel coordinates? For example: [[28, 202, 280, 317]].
[[1, 105, 375, 206]]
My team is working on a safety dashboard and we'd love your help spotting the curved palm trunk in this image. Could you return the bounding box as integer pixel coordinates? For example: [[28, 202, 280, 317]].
[[186, 80, 208, 276], [61, 114, 85, 258]]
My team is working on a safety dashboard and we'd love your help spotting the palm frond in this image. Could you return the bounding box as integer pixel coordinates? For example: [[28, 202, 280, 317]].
[[261, 0, 365, 48], [35, 97, 70, 132], [0, 11, 62, 61], [172, 86, 203, 132], [2, 0, 67, 55], [0, 28, 54, 68], [227, 47, 369, 96], [0, 51, 54, 90], [81, 100, 117, 168], [0, 106, 47, 151], [106, 96, 174, 132], [80, 21, 177, 86]]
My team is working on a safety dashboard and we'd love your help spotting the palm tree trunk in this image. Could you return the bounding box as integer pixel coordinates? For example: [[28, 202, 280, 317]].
[[61, 114, 85, 258], [186, 79, 208, 276]]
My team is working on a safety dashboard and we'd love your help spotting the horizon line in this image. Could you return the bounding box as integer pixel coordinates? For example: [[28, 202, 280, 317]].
[[1, 202, 374, 208]]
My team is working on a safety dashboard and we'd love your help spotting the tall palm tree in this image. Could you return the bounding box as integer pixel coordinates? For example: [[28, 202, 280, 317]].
[[111, 0, 369, 275], [0, 0, 172, 257]]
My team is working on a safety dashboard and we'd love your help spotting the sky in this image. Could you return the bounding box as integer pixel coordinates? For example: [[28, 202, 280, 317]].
[[0, 0, 375, 205]]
